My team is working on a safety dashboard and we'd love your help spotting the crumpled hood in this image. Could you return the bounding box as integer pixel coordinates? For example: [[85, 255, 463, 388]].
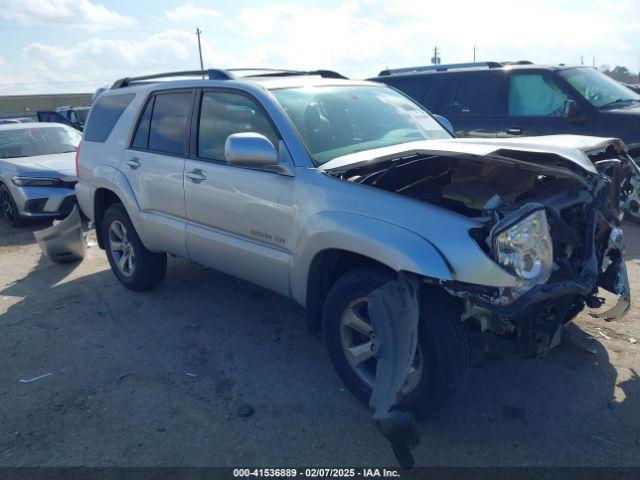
[[321, 135, 624, 175], [1, 152, 76, 178]]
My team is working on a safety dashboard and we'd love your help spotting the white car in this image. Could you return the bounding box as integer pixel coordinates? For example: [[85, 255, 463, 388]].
[[0, 122, 80, 227]]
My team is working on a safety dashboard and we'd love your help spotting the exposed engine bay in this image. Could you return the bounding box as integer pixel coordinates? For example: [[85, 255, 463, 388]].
[[330, 140, 638, 355]]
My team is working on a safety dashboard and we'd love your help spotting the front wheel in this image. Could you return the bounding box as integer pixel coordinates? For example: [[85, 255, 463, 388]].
[[103, 203, 167, 291], [0, 183, 27, 227], [625, 164, 640, 225], [322, 267, 471, 419]]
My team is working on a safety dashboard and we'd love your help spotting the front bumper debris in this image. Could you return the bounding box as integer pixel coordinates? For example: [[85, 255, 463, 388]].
[[367, 272, 421, 469], [34, 205, 87, 263], [591, 227, 631, 321]]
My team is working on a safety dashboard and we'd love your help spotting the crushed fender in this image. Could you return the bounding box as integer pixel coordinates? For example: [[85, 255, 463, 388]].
[[34, 205, 87, 263], [367, 272, 421, 469]]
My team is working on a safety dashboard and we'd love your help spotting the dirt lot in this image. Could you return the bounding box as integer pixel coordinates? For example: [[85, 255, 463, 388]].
[[1, 219, 639, 468]]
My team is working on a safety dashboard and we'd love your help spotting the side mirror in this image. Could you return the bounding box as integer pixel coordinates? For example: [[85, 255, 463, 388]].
[[225, 132, 278, 168], [563, 99, 588, 123], [433, 114, 455, 136]]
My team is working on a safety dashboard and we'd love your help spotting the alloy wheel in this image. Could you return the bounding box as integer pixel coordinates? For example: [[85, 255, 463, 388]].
[[0, 187, 17, 223], [339, 297, 423, 396], [108, 220, 135, 277], [628, 173, 640, 222]]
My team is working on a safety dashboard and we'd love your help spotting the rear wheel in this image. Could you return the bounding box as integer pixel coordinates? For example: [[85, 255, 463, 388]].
[[322, 267, 471, 419], [103, 203, 167, 290], [0, 183, 26, 228]]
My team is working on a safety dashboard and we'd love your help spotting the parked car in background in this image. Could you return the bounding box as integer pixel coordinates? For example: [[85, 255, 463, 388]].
[[370, 62, 640, 221], [0, 123, 80, 227], [0, 117, 34, 125], [623, 83, 640, 94], [37, 105, 90, 131], [65, 69, 636, 428]]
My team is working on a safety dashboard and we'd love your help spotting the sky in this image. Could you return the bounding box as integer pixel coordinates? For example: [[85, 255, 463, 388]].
[[0, 0, 639, 95]]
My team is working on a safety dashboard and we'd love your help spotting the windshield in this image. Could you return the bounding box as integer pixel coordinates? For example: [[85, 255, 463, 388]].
[[0, 126, 81, 159], [271, 85, 451, 165], [559, 67, 640, 108]]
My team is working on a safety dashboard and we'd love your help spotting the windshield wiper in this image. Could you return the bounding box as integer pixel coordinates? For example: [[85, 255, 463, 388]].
[[599, 98, 640, 109]]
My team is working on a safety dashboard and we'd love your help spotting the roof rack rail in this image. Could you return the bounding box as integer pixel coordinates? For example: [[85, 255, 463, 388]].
[[378, 62, 503, 76], [501, 60, 533, 66], [111, 69, 234, 89], [228, 68, 348, 79], [111, 68, 348, 89]]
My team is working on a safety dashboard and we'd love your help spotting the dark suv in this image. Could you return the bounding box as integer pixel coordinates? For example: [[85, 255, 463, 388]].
[[370, 61, 640, 221]]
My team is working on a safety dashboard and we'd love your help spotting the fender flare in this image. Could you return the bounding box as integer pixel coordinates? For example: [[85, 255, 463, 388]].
[[91, 167, 151, 248], [290, 211, 453, 305]]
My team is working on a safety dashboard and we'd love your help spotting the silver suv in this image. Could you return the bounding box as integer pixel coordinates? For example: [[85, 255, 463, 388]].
[[73, 69, 635, 423]]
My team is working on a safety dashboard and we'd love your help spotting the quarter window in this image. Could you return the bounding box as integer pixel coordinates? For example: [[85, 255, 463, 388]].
[[197, 91, 278, 161], [148, 91, 192, 155], [508, 74, 568, 117], [84, 93, 134, 143]]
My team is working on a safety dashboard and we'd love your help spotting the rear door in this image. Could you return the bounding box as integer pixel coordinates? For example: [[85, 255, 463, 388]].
[[498, 70, 595, 137], [437, 72, 500, 137], [183, 89, 295, 296], [383, 75, 436, 109], [123, 89, 195, 257]]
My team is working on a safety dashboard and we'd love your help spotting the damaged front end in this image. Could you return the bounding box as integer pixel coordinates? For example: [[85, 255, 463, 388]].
[[331, 138, 636, 356]]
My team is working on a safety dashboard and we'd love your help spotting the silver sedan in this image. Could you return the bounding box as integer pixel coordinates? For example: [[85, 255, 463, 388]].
[[0, 122, 80, 227]]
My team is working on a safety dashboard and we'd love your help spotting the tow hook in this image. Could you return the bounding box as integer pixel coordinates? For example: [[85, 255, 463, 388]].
[[367, 272, 421, 469]]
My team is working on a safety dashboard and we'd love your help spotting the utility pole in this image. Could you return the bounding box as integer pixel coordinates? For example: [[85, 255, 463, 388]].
[[593, 56, 596, 68], [195, 27, 204, 76], [580, 55, 584, 65], [473, 45, 478, 62], [431, 46, 441, 65]]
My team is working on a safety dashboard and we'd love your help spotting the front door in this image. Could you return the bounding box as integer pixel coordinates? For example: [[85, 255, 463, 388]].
[[498, 71, 595, 138], [184, 89, 295, 296], [122, 89, 195, 257]]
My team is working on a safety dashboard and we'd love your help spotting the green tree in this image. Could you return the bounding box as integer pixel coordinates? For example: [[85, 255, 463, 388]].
[[601, 65, 638, 83]]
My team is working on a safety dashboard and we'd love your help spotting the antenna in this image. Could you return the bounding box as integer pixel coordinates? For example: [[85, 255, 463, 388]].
[[195, 27, 204, 78]]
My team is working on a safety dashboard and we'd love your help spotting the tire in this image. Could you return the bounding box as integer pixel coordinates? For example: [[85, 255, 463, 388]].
[[0, 183, 27, 228], [102, 203, 167, 291], [322, 267, 471, 419]]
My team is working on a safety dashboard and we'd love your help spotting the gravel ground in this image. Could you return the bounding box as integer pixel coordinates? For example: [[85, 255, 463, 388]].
[[0, 219, 639, 468]]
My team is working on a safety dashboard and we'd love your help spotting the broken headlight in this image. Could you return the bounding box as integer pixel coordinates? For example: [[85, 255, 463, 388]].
[[493, 209, 553, 288]]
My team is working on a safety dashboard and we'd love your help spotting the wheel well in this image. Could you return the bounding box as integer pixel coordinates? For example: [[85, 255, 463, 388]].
[[94, 189, 123, 249], [305, 249, 395, 334]]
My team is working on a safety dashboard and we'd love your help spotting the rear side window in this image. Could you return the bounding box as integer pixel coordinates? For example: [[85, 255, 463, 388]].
[[447, 74, 499, 116], [148, 91, 192, 155], [387, 77, 435, 104], [84, 94, 134, 142], [132, 97, 154, 149]]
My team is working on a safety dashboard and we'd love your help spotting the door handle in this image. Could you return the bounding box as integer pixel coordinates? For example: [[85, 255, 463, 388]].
[[185, 170, 207, 183], [126, 157, 141, 169], [506, 127, 523, 135]]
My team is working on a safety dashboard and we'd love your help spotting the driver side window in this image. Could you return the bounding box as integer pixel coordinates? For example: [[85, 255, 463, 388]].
[[198, 91, 279, 161], [508, 74, 568, 117]]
